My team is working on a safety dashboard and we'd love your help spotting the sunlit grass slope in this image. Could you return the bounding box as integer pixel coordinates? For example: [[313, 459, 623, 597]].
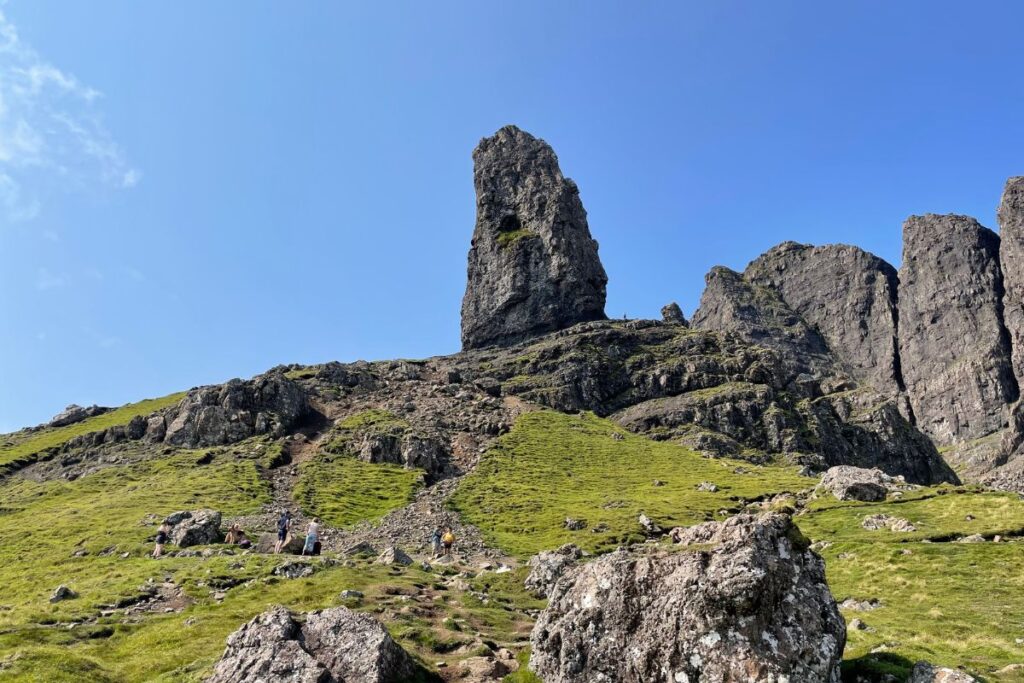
[[294, 453, 423, 527], [450, 410, 813, 557]]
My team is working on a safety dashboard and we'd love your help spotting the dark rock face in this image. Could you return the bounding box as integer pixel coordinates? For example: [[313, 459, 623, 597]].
[[460, 125, 607, 350], [999, 177, 1024, 388], [897, 214, 1017, 445], [164, 374, 309, 448], [691, 266, 835, 382], [660, 302, 688, 326], [529, 513, 845, 683], [745, 242, 903, 397], [208, 605, 418, 683]]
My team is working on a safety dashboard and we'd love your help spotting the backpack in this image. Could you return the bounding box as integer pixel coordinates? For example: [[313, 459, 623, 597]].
[[442, 532, 455, 544], [278, 515, 289, 532]]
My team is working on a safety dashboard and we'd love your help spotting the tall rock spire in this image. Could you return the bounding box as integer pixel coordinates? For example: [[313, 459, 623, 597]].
[[998, 176, 1024, 386], [460, 126, 607, 350]]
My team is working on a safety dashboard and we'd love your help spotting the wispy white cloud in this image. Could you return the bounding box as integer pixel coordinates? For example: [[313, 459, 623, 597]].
[[35, 266, 67, 290], [0, 8, 138, 222]]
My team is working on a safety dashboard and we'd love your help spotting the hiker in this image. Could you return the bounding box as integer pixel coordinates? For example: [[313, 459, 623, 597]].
[[429, 526, 443, 558], [275, 510, 292, 554], [303, 517, 321, 556], [153, 521, 171, 558], [226, 523, 252, 549], [441, 527, 455, 557]]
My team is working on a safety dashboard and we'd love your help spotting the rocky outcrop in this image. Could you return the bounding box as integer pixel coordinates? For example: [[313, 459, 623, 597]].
[[164, 374, 309, 448], [166, 509, 222, 547], [660, 302, 688, 326], [208, 605, 418, 683], [897, 214, 1017, 445], [48, 404, 109, 428], [691, 266, 836, 383], [999, 177, 1024, 388], [745, 242, 903, 397], [909, 661, 979, 682], [524, 544, 582, 599], [460, 125, 607, 350], [529, 513, 845, 683], [817, 465, 908, 502]]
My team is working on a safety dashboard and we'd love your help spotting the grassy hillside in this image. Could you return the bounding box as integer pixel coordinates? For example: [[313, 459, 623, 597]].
[[0, 393, 185, 474], [294, 453, 423, 527], [450, 410, 812, 557]]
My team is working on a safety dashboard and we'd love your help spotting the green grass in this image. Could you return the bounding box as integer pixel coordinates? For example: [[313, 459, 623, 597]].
[[450, 410, 813, 557], [337, 409, 408, 432], [0, 393, 186, 474], [293, 452, 423, 528], [496, 228, 536, 248]]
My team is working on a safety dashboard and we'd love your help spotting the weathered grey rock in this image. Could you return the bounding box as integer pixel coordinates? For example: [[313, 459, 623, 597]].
[[524, 544, 582, 599], [999, 177, 1024, 389], [167, 509, 222, 547], [47, 404, 109, 428], [255, 532, 303, 555], [208, 605, 418, 683], [375, 546, 413, 566], [530, 513, 845, 683], [164, 375, 308, 448], [49, 585, 77, 603], [273, 561, 314, 579], [897, 214, 1017, 445], [818, 465, 906, 502], [692, 265, 836, 382], [909, 661, 979, 682], [460, 125, 607, 350], [861, 514, 916, 532], [745, 241, 903, 397], [660, 302, 688, 326]]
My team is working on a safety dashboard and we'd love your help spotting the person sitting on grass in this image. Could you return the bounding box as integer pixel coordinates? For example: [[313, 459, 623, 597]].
[[153, 521, 171, 559], [225, 523, 252, 549]]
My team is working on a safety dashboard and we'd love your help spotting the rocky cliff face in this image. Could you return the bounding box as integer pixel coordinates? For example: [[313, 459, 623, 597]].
[[999, 177, 1024, 387], [897, 214, 1017, 446], [745, 241, 903, 398], [460, 125, 607, 350]]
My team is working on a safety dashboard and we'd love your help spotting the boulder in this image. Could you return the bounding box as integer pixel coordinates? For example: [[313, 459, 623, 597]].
[[375, 547, 413, 566], [48, 404, 109, 428], [637, 512, 661, 534], [208, 605, 418, 683], [164, 374, 309, 448], [524, 544, 582, 599], [897, 214, 1017, 446], [861, 514, 916, 532], [49, 585, 77, 603], [460, 125, 607, 350], [818, 465, 901, 502], [660, 302, 688, 326], [530, 513, 845, 682], [273, 561, 314, 579], [167, 509, 222, 547], [909, 661, 979, 682], [253, 532, 303, 555]]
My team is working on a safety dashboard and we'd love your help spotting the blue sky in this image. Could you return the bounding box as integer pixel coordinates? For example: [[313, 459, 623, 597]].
[[2, 2, 1023, 431]]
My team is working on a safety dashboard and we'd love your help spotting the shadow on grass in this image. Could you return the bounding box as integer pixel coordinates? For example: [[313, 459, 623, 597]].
[[842, 652, 916, 682]]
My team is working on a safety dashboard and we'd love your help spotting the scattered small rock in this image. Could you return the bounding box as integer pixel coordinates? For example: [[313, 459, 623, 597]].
[[49, 585, 77, 603], [563, 518, 586, 531], [861, 514, 916, 532]]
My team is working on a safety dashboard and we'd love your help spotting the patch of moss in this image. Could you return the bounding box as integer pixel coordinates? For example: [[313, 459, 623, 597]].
[[496, 228, 537, 248]]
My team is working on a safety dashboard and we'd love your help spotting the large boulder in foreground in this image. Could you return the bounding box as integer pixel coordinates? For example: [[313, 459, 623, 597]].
[[208, 605, 418, 683], [167, 509, 222, 547], [164, 374, 309, 448], [897, 214, 1017, 446], [524, 543, 582, 599], [460, 125, 607, 350], [530, 513, 845, 683]]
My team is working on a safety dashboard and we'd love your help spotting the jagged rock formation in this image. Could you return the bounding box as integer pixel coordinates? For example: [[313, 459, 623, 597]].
[[529, 513, 845, 683], [524, 543, 582, 599], [898, 214, 1017, 448], [692, 266, 835, 382], [745, 242, 903, 397], [164, 375, 310, 448], [208, 605, 418, 683], [460, 125, 607, 350], [48, 404, 109, 428], [660, 302, 688, 325], [999, 177, 1024, 387]]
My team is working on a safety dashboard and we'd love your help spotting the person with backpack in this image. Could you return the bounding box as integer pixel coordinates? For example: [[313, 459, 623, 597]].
[[275, 510, 292, 554], [153, 521, 171, 559], [303, 517, 321, 556], [429, 527, 443, 558], [441, 527, 455, 557]]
